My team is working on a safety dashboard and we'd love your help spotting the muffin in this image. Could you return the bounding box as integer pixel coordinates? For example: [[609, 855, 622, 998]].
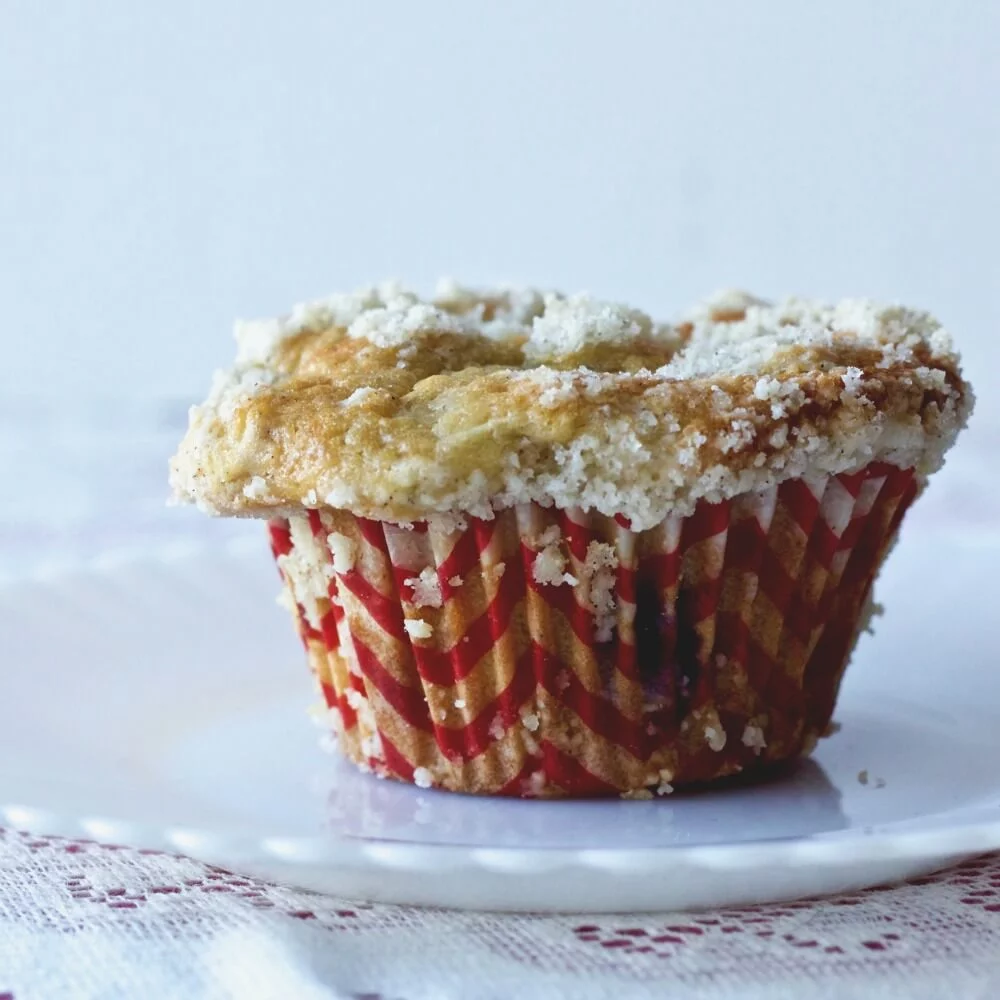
[[170, 282, 972, 798]]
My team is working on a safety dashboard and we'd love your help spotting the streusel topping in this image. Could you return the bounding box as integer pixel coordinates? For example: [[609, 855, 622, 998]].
[[170, 282, 971, 529]]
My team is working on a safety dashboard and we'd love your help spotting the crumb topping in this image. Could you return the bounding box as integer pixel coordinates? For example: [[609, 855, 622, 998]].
[[242, 475, 269, 500], [581, 541, 619, 642], [705, 725, 727, 753], [275, 517, 332, 629], [526, 293, 679, 363], [701, 708, 728, 752], [403, 618, 433, 640], [531, 526, 579, 587], [741, 723, 767, 755], [404, 567, 443, 608], [656, 768, 675, 796], [326, 531, 356, 574], [171, 282, 972, 529]]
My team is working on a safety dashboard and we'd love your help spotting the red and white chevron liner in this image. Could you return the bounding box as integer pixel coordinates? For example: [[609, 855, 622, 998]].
[[268, 462, 917, 798]]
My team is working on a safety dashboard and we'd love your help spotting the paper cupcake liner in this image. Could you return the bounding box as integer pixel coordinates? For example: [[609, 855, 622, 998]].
[[268, 461, 917, 798]]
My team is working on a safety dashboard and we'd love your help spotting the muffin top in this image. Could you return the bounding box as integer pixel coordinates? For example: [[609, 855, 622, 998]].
[[169, 281, 971, 530]]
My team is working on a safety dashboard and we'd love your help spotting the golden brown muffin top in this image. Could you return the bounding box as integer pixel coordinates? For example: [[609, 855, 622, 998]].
[[170, 282, 971, 529]]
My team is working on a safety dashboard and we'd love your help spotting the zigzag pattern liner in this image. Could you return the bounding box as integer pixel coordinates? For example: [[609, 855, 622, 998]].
[[269, 462, 917, 798]]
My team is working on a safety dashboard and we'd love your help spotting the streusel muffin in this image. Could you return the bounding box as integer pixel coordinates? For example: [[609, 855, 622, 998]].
[[170, 282, 971, 797]]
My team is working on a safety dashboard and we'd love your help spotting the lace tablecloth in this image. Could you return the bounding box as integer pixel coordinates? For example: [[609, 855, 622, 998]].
[[2, 398, 1000, 1000]]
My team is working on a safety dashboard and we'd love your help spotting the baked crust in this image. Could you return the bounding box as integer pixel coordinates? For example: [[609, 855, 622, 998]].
[[170, 283, 971, 530]]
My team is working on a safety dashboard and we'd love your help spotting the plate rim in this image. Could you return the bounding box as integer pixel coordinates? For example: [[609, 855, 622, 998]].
[[4, 800, 1000, 875]]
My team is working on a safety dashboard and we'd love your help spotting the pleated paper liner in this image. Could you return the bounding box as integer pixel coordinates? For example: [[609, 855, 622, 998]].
[[269, 461, 917, 798]]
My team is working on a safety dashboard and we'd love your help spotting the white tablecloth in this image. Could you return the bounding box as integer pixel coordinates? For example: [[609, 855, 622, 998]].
[[2, 398, 1000, 1000]]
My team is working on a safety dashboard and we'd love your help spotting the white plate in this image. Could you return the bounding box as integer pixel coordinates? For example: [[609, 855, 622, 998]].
[[2, 527, 999, 912]]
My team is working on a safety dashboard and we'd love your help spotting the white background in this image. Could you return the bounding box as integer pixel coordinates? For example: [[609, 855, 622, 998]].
[[1, 1, 997, 411]]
